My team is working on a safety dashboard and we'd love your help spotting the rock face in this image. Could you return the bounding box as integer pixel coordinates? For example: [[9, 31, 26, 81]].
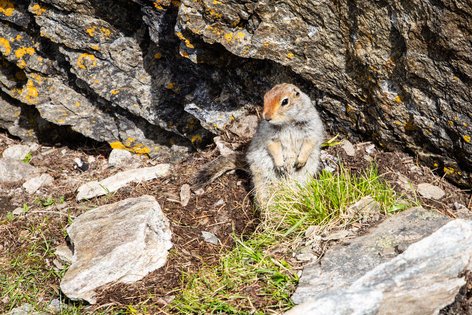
[[287, 218, 472, 315], [292, 207, 450, 304], [60, 195, 173, 303], [0, 1, 470, 185]]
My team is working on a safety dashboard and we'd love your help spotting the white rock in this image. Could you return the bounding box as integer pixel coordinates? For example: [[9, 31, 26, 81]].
[[12, 207, 24, 216], [180, 184, 191, 207], [2, 145, 31, 161], [60, 195, 172, 303], [108, 149, 133, 167], [201, 231, 219, 245], [55, 244, 73, 264], [76, 164, 170, 201], [22, 174, 54, 194], [287, 219, 472, 315], [228, 114, 258, 139], [214, 136, 235, 157], [0, 158, 40, 183], [417, 183, 445, 200], [341, 139, 356, 156]]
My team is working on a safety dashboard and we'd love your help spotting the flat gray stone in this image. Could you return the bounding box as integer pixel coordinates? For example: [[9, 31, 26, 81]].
[[201, 231, 219, 245], [0, 158, 40, 183], [22, 174, 54, 194], [60, 195, 172, 303], [2, 145, 31, 161], [417, 183, 446, 200], [287, 219, 472, 315], [76, 164, 170, 201], [291, 207, 450, 304]]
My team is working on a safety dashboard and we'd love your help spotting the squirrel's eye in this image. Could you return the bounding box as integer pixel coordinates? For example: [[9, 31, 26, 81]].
[[281, 98, 289, 106]]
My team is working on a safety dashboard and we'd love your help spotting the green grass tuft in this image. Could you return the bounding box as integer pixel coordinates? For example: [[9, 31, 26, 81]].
[[170, 164, 411, 314]]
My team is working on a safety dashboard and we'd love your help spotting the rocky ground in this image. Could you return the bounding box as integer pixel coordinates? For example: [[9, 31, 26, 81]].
[[0, 130, 470, 314]]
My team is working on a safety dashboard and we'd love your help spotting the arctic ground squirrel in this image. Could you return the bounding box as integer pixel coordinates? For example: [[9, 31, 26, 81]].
[[246, 83, 325, 205], [193, 83, 324, 205]]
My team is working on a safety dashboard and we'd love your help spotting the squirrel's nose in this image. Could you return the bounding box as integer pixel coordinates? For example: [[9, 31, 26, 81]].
[[263, 112, 272, 121]]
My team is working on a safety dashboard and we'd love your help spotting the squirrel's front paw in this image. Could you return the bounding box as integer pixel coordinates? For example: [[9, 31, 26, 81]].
[[294, 159, 307, 169], [275, 165, 288, 177]]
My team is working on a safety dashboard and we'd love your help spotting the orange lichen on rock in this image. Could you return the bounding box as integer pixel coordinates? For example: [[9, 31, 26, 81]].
[[109, 140, 151, 155], [30, 3, 46, 16], [77, 53, 97, 70], [14, 46, 35, 59], [176, 32, 195, 49], [0, 0, 14, 17], [463, 135, 471, 143], [0, 37, 11, 55]]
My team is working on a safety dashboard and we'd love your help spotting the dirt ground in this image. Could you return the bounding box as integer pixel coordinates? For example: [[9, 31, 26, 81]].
[[0, 131, 471, 313]]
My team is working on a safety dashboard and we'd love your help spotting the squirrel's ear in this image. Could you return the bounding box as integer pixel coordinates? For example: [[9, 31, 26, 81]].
[[294, 89, 300, 97]]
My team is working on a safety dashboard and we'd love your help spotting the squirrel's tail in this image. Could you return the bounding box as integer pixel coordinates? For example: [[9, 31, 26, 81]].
[[192, 153, 244, 189]]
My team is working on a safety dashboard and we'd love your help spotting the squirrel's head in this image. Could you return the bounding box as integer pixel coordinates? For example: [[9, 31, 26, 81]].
[[262, 83, 305, 125]]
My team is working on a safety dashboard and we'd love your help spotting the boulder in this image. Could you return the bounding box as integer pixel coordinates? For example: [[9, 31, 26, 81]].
[[292, 207, 450, 304], [76, 164, 170, 200], [287, 219, 472, 315], [60, 195, 173, 303]]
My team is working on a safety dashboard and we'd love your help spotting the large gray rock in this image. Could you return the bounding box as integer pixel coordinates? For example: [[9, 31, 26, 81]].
[[0, 158, 39, 183], [60, 195, 172, 303], [292, 207, 450, 304], [77, 164, 171, 201], [287, 219, 472, 315], [0, 0, 470, 186]]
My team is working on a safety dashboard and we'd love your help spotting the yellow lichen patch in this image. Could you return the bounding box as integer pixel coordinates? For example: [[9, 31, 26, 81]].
[[110, 89, 120, 95], [86, 26, 96, 37], [110, 141, 127, 150], [14, 34, 22, 41], [90, 44, 100, 51], [0, 0, 14, 17], [224, 33, 233, 43], [176, 32, 195, 49], [180, 50, 189, 59], [463, 135, 471, 143], [14, 46, 35, 59], [191, 134, 203, 145], [153, 0, 166, 10], [154, 52, 162, 59], [30, 4, 46, 16], [263, 41, 271, 48], [393, 95, 402, 103], [286, 52, 295, 59], [235, 31, 245, 40], [74, 101, 80, 107], [213, 0, 222, 4], [443, 166, 455, 175], [433, 162, 438, 168], [208, 8, 222, 19], [447, 120, 454, 127], [0, 37, 11, 55], [17, 59, 26, 68], [16, 79, 39, 104], [130, 144, 150, 155], [166, 82, 175, 90], [100, 27, 111, 38], [77, 53, 97, 70], [109, 140, 150, 155]]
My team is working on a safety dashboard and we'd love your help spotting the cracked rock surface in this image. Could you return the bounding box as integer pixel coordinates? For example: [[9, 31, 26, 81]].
[[0, 0, 470, 185]]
